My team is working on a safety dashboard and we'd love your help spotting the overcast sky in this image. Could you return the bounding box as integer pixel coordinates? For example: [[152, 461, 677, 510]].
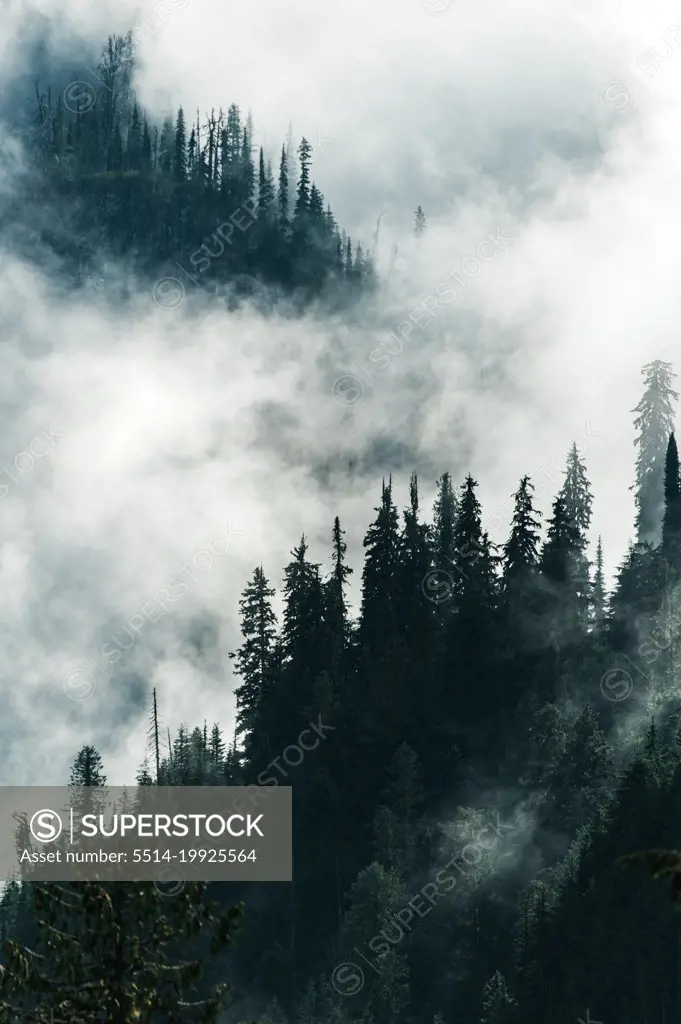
[[0, 0, 679, 786]]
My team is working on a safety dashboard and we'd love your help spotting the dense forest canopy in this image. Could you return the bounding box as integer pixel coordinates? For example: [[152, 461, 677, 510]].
[[2, 23, 681, 1024], [3, 357, 681, 1023], [5, 31, 379, 310]]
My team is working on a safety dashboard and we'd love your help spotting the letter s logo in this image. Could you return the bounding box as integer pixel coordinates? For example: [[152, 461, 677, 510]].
[[29, 809, 63, 843]]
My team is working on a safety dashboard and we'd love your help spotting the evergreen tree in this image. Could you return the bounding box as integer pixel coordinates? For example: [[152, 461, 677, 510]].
[[544, 702, 616, 833], [229, 566, 278, 757], [633, 360, 678, 545], [0, 879, 243, 1023], [662, 432, 681, 566], [503, 475, 541, 585], [559, 443, 593, 548], [481, 971, 515, 1024], [158, 115, 174, 174], [173, 105, 186, 180], [372, 743, 424, 876], [396, 472, 434, 662], [294, 138, 312, 221], [540, 495, 580, 587], [336, 862, 410, 1024], [258, 146, 275, 219], [591, 535, 607, 630], [277, 143, 288, 227], [360, 478, 401, 652], [432, 471, 458, 569], [414, 205, 426, 236], [126, 102, 143, 171], [325, 516, 352, 655]]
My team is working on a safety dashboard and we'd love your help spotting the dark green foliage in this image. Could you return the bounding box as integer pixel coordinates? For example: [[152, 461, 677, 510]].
[[16, 34, 374, 306], [633, 360, 678, 545], [662, 432, 681, 565]]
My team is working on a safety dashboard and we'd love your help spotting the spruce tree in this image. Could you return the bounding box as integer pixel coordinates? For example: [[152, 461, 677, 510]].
[[396, 472, 433, 659], [229, 566, 278, 757], [503, 475, 541, 585], [540, 496, 580, 586], [360, 478, 401, 652], [414, 205, 426, 236], [258, 146, 275, 220], [0, 879, 243, 1023], [293, 138, 312, 221], [591, 535, 607, 630], [325, 516, 352, 655], [544, 702, 615, 833], [662, 432, 681, 566], [432, 471, 458, 570], [126, 102, 143, 171], [277, 143, 288, 227], [372, 743, 424, 876], [559, 443, 593, 548], [633, 360, 678, 545], [173, 106, 186, 180], [158, 115, 174, 174], [481, 971, 515, 1024]]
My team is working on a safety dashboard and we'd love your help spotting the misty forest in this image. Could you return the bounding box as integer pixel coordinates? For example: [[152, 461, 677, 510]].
[[2, 23, 681, 1024]]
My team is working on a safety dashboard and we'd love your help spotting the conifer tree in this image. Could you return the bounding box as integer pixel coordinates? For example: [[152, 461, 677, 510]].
[[662, 432, 681, 566], [559, 443, 593, 548], [277, 143, 288, 227], [173, 106, 186, 180], [414, 205, 426, 236], [126, 102, 143, 171], [360, 478, 401, 652], [325, 516, 352, 655], [397, 472, 434, 661], [442, 476, 501, 762], [0, 878, 243, 1023], [258, 147, 275, 220], [294, 138, 312, 221], [229, 566, 278, 757], [432, 471, 459, 569], [336, 862, 410, 1024], [591, 535, 607, 629], [372, 743, 424, 876], [481, 971, 515, 1024], [544, 702, 615, 833], [503, 475, 541, 585], [633, 360, 678, 545], [450, 475, 498, 608], [540, 496, 580, 586], [158, 115, 174, 174]]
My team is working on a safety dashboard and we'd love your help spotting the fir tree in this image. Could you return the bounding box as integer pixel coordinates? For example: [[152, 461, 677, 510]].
[[591, 535, 607, 629], [360, 478, 401, 652], [559, 443, 593, 548], [432, 471, 459, 569], [229, 566, 278, 756], [294, 138, 312, 221], [481, 971, 515, 1024], [503, 475, 541, 584], [540, 496, 580, 586], [662, 432, 681, 565], [277, 143, 288, 227], [325, 516, 352, 654], [414, 205, 426, 236], [173, 105, 186, 180], [633, 360, 678, 545], [258, 146, 275, 219], [0, 879, 243, 1023]]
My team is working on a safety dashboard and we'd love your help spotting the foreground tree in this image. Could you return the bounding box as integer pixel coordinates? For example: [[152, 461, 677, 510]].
[[0, 878, 243, 1023]]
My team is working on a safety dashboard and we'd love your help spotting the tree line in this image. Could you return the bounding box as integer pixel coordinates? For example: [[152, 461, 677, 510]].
[[3, 361, 681, 1022]]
